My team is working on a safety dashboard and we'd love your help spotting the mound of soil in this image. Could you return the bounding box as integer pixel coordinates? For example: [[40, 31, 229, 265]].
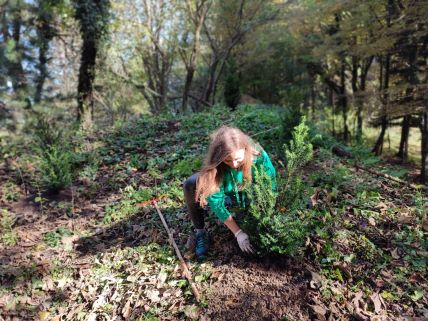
[[201, 235, 312, 321]]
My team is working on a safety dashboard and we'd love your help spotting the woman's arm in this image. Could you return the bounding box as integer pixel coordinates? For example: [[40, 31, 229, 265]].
[[223, 215, 241, 235]]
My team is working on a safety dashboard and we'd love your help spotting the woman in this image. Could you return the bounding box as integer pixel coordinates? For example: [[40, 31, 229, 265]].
[[183, 126, 276, 258]]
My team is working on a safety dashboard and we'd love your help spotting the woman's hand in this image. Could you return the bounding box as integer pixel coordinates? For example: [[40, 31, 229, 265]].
[[224, 216, 254, 253], [234, 229, 254, 253]]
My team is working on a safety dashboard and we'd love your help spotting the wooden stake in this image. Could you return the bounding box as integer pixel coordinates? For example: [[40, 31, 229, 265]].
[[152, 201, 201, 302]]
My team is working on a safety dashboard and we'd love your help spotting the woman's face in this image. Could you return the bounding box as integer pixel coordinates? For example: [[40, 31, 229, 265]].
[[224, 148, 245, 169]]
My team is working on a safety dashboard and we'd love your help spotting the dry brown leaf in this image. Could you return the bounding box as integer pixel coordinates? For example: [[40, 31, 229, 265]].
[[421, 218, 428, 232], [61, 235, 79, 248], [352, 291, 364, 310], [391, 248, 401, 259], [86, 312, 97, 321], [66, 303, 84, 320], [122, 299, 132, 318], [397, 215, 414, 224], [42, 277, 55, 291], [210, 270, 222, 280], [370, 292, 384, 314], [0, 294, 12, 307], [184, 304, 200, 319], [310, 271, 322, 289], [157, 271, 168, 285], [309, 304, 327, 321], [146, 289, 161, 303]]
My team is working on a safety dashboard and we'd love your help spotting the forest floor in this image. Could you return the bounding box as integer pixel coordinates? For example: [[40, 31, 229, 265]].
[[1, 105, 427, 321]]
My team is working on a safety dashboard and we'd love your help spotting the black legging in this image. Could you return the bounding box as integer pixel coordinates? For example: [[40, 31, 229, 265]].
[[183, 173, 206, 229]]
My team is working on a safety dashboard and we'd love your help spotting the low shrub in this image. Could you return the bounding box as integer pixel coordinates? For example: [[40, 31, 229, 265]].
[[37, 145, 73, 193], [243, 118, 315, 256]]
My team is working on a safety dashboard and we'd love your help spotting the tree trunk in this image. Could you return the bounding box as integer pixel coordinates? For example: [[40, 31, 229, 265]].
[[397, 115, 410, 161], [10, 11, 27, 92], [373, 117, 387, 155], [181, 0, 210, 113], [421, 39, 428, 183], [422, 112, 428, 183], [34, 38, 49, 103], [74, 0, 110, 129], [373, 54, 391, 155], [340, 62, 348, 142], [373, 0, 395, 155], [329, 88, 335, 136], [77, 38, 97, 129], [311, 81, 315, 119], [351, 56, 362, 142]]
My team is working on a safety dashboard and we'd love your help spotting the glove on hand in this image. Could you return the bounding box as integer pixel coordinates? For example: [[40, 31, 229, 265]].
[[234, 229, 254, 254]]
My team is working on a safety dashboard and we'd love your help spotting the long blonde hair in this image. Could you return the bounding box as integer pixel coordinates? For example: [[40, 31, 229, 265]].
[[195, 126, 259, 207]]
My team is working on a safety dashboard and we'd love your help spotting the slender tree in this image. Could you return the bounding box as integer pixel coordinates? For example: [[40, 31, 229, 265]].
[[180, 0, 211, 113], [74, 0, 110, 129]]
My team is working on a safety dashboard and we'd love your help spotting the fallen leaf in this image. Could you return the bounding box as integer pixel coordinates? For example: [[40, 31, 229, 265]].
[[309, 304, 326, 321], [38, 311, 50, 320], [157, 271, 168, 285], [61, 235, 79, 248], [210, 270, 222, 279], [42, 277, 55, 291], [184, 304, 199, 319], [370, 292, 384, 313], [146, 289, 160, 303], [421, 218, 428, 232], [309, 271, 322, 289], [66, 304, 84, 320], [86, 312, 97, 321], [397, 215, 414, 224], [391, 248, 400, 259], [122, 299, 132, 318]]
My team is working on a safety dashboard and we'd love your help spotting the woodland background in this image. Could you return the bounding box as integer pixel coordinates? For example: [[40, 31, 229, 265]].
[[1, 1, 428, 320]]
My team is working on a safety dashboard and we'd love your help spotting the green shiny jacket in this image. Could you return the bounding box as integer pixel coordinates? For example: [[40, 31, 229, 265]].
[[207, 149, 276, 222]]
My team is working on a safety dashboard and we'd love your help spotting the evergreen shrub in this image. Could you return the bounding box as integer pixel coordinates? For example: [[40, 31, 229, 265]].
[[38, 145, 73, 193], [242, 118, 315, 256], [33, 118, 74, 193]]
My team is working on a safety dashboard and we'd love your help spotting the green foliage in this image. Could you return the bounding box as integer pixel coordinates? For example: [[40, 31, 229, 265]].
[[38, 145, 73, 193], [102, 184, 160, 224], [283, 117, 313, 188], [33, 117, 63, 150], [29, 117, 75, 193], [167, 158, 202, 179], [1, 181, 20, 202], [43, 227, 73, 248], [1, 209, 17, 246], [310, 162, 350, 190], [243, 118, 314, 256], [349, 144, 380, 166], [73, 0, 110, 41]]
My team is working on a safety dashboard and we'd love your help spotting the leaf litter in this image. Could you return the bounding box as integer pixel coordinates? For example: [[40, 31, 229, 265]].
[[0, 106, 427, 320]]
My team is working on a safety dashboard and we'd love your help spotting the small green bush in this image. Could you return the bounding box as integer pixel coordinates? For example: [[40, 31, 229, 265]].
[[43, 227, 73, 247], [243, 118, 314, 256], [38, 145, 73, 193], [31, 117, 74, 193]]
